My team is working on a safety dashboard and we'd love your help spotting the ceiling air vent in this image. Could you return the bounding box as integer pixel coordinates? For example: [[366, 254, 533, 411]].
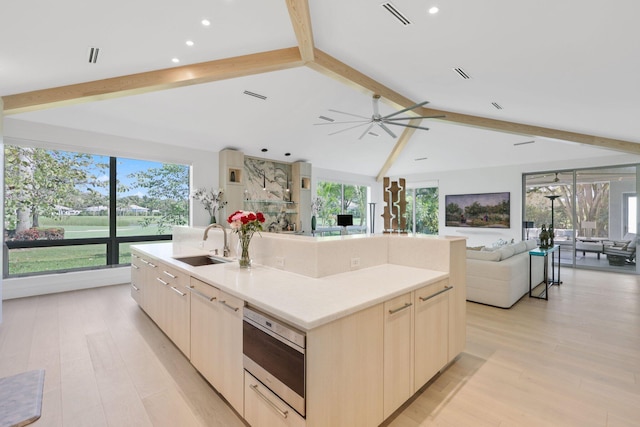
[[514, 140, 535, 146], [87, 47, 100, 64], [491, 101, 503, 110], [243, 90, 267, 100], [453, 67, 471, 79], [381, 2, 412, 26]]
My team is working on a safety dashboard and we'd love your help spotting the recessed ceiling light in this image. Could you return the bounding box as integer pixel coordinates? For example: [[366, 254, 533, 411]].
[[186, 40, 194, 47], [171, 58, 180, 63], [285, 153, 291, 157], [261, 148, 268, 152], [428, 6, 439, 14], [201, 19, 211, 26]]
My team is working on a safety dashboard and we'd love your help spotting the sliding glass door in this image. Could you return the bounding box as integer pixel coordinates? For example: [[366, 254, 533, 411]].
[[524, 165, 638, 274]]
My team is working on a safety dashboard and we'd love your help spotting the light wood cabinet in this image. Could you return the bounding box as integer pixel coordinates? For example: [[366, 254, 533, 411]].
[[244, 371, 306, 427], [189, 277, 219, 385], [414, 279, 451, 388], [160, 263, 190, 358], [383, 292, 414, 419], [306, 304, 384, 427], [130, 252, 146, 307], [189, 277, 244, 414]]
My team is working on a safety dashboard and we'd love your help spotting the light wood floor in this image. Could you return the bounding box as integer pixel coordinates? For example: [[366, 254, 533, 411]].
[[1, 268, 638, 427]]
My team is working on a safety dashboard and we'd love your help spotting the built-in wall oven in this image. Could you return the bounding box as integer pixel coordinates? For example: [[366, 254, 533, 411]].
[[243, 306, 306, 417]]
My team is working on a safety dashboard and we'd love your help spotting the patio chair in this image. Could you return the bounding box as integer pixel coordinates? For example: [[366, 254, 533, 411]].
[[603, 232, 637, 265]]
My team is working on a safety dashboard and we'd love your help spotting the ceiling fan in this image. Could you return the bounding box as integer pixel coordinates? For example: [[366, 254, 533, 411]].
[[315, 94, 445, 139]]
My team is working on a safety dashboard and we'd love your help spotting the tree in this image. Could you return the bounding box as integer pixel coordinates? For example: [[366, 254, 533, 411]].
[[4, 146, 98, 233], [128, 163, 189, 233]]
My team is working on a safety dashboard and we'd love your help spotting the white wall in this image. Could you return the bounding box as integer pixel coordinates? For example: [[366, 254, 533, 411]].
[[399, 153, 640, 248]]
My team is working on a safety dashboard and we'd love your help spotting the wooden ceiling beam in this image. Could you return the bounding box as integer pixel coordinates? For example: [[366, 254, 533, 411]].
[[417, 106, 640, 155], [2, 47, 304, 115], [376, 119, 420, 182], [286, 0, 315, 62], [308, 48, 419, 112]]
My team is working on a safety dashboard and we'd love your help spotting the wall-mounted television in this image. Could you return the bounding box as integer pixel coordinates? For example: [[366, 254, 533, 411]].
[[445, 192, 510, 228], [337, 214, 353, 227]]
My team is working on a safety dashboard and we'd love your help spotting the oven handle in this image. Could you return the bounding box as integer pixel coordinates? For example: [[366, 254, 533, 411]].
[[250, 383, 289, 419]]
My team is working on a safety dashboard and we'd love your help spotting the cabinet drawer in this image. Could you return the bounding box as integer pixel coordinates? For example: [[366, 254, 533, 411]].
[[244, 371, 305, 427], [189, 277, 219, 302]]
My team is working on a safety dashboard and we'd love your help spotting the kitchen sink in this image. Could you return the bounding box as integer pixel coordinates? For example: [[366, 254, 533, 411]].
[[173, 255, 230, 267]]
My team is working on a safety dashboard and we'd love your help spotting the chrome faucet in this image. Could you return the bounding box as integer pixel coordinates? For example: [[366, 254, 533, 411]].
[[203, 223, 230, 257]]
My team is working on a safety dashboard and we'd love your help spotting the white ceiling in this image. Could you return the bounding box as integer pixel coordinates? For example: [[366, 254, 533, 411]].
[[2, 0, 639, 178]]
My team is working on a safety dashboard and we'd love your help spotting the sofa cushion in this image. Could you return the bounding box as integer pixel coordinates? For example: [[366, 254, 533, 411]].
[[621, 232, 637, 248], [467, 245, 484, 251], [525, 239, 538, 250], [511, 241, 528, 254], [467, 249, 501, 261], [498, 245, 515, 260]]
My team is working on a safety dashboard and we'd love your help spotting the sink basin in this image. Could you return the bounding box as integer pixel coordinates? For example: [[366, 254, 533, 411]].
[[173, 255, 230, 267]]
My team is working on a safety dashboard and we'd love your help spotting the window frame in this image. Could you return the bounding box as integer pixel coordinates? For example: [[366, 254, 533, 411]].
[[3, 151, 185, 278]]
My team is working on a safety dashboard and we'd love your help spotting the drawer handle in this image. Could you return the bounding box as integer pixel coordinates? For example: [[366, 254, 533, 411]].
[[148, 262, 157, 268], [156, 278, 169, 286], [219, 300, 240, 312], [163, 270, 177, 279], [132, 254, 139, 259], [140, 258, 149, 265], [250, 384, 288, 419], [388, 302, 412, 315], [131, 264, 140, 270], [188, 287, 216, 302], [418, 286, 453, 302], [170, 286, 186, 297], [131, 284, 139, 291]]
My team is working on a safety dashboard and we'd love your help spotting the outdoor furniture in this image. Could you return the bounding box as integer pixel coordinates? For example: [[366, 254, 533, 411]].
[[603, 232, 637, 265], [575, 239, 604, 259]]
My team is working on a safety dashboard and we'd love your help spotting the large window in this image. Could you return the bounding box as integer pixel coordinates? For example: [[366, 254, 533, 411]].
[[405, 187, 439, 235], [315, 180, 368, 235], [4, 145, 190, 277]]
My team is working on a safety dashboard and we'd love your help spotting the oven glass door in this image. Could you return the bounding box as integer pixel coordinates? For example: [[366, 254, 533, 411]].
[[242, 320, 305, 399]]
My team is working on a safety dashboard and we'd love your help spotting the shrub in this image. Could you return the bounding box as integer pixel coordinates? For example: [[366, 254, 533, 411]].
[[14, 228, 40, 241]]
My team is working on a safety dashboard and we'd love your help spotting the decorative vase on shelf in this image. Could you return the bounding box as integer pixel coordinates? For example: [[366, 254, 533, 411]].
[[209, 214, 217, 224]]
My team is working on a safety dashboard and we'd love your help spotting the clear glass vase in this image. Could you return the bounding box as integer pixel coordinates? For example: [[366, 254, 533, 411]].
[[237, 234, 252, 269]]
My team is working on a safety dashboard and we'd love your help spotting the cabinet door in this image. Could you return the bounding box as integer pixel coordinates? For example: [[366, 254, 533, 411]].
[[414, 280, 451, 390], [383, 292, 414, 419], [244, 371, 306, 427], [130, 252, 145, 307], [189, 277, 220, 385], [213, 290, 244, 414], [159, 264, 190, 358]]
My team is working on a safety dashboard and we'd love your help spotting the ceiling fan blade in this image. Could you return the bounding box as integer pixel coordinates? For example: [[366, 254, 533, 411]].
[[382, 101, 430, 120], [328, 121, 373, 136], [385, 121, 431, 132], [384, 115, 446, 121], [358, 123, 374, 140], [328, 109, 370, 120], [314, 119, 370, 126], [377, 122, 397, 139]]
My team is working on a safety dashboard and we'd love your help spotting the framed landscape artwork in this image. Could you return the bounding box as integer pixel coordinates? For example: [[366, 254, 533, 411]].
[[445, 192, 510, 228]]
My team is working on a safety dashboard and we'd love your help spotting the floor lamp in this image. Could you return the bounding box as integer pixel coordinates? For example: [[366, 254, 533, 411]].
[[545, 195, 560, 243]]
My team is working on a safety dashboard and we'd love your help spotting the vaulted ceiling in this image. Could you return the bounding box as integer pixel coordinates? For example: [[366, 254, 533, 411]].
[[2, 0, 639, 179]]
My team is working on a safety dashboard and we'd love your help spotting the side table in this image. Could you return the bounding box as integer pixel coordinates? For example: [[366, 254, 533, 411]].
[[529, 245, 562, 300]]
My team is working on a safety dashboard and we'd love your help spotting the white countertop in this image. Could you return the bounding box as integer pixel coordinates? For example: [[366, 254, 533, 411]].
[[133, 243, 448, 330]]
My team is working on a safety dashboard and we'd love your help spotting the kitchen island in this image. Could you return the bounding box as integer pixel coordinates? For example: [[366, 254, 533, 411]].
[[131, 232, 466, 426]]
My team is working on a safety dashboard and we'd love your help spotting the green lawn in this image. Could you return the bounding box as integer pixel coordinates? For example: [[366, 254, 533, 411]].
[[8, 216, 166, 275]]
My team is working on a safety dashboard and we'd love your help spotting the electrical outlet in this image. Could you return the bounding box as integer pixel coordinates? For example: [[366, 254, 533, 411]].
[[350, 257, 360, 268], [275, 256, 285, 268]]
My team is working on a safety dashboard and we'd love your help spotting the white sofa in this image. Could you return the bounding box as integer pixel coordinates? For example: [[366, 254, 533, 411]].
[[466, 240, 545, 308]]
